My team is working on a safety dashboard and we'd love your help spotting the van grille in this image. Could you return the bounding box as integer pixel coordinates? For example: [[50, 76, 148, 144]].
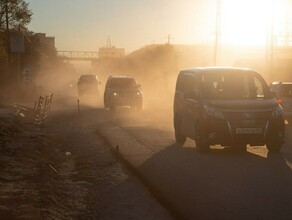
[[223, 111, 271, 120]]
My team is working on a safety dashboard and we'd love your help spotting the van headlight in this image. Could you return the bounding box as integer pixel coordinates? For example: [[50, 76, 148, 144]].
[[271, 105, 283, 118], [204, 105, 224, 120]]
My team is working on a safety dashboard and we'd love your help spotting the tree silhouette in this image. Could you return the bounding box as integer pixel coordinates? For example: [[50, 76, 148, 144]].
[[0, 0, 32, 31]]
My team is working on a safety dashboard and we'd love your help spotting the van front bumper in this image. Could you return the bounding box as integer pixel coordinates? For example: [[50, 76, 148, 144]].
[[200, 116, 284, 146]]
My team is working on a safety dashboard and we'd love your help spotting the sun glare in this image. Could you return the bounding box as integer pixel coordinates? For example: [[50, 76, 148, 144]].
[[221, 0, 287, 46]]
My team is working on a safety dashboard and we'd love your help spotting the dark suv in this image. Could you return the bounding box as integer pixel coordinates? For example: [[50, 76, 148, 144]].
[[104, 76, 143, 110], [269, 82, 292, 121], [173, 67, 284, 152], [77, 74, 100, 97]]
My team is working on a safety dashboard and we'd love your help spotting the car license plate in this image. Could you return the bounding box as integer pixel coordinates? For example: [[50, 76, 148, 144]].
[[235, 128, 262, 134]]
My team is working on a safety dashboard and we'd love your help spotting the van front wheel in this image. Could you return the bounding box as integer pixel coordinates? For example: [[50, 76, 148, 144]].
[[266, 143, 282, 153], [195, 124, 210, 152], [174, 117, 186, 145]]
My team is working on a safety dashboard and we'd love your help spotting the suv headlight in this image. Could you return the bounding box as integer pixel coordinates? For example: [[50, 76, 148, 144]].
[[204, 105, 224, 120], [271, 105, 283, 118], [112, 92, 118, 96]]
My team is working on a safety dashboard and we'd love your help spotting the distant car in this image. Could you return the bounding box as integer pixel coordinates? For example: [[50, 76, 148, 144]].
[[104, 76, 143, 111], [77, 74, 100, 97], [269, 81, 292, 121], [173, 67, 285, 152]]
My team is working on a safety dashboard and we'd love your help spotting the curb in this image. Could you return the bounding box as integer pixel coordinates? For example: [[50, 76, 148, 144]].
[[96, 124, 187, 220]]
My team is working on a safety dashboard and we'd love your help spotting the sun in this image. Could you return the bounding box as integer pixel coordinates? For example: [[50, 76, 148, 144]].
[[220, 0, 287, 46]]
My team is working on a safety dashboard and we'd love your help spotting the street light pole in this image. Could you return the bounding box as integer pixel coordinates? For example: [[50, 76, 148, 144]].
[[269, 0, 275, 82], [266, 0, 275, 82], [214, 0, 221, 66]]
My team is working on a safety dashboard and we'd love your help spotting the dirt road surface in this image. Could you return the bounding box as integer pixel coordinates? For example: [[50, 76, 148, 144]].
[[0, 102, 171, 220], [1, 97, 292, 220]]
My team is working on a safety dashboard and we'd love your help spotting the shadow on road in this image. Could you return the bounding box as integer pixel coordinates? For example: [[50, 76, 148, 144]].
[[138, 142, 292, 220], [92, 106, 292, 220]]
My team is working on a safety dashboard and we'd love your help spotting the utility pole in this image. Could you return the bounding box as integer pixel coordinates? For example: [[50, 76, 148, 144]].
[[266, 0, 274, 82], [214, 0, 221, 66], [166, 34, 173, 45]]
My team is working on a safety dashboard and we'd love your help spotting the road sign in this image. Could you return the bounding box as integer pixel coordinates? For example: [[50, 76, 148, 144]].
[[10, 32, 25, 53], [22, 68, 32, 83]]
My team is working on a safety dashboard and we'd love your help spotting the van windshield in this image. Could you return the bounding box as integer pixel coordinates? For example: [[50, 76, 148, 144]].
[[200, 70, 272, 100]]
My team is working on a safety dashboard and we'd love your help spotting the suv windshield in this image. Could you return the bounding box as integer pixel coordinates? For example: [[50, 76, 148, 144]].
[[201, 70, 272, 100], [109, 78, 137, 89]]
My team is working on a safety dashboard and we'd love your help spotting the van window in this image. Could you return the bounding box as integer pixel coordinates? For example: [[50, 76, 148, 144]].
[[184, 74, 198, 99], [176, 73, 185, 92], [251, 77, 264, 98], [201, 70, 270, 100]]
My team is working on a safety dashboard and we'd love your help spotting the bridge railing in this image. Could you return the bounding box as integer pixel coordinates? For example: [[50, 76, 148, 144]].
[[57, 51, 100, 61]]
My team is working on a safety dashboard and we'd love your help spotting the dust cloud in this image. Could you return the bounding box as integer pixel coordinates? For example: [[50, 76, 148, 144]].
[[92, 44, 192, 112], [4, 44, 292, 115]]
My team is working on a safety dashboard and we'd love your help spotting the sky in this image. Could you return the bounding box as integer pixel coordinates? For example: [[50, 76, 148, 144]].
[[27, 0, 290, 53]]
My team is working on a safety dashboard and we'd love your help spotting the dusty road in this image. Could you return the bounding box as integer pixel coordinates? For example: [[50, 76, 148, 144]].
[[1, 97, 292, 220], [94, 104, 292, 220]]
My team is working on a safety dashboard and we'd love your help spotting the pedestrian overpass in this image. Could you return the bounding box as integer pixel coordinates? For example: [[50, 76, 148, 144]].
[[57, 51, 100, 61]]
